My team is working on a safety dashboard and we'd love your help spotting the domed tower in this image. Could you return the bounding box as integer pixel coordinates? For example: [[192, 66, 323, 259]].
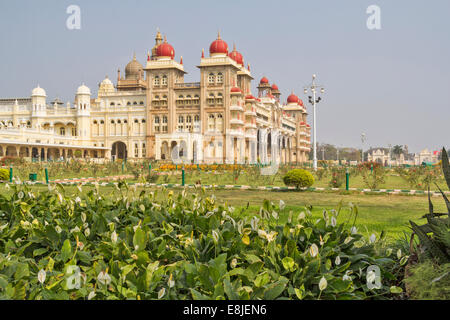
[[125, 53, 144, 80], [31, 85, 47, 112], [75, 84, 91, 142], [117, 54, 147, 91], [209, 32, 228, 57], [271, 83, 281, 101], [257, 76, 270, 97], [151, 29, 163, 61], [98, 76, 115, 96]]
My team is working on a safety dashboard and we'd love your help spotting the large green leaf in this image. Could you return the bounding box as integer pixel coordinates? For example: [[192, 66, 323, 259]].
[[264, 278, 288, 300], [442, 147, 450, 190], [61, 239, 72, 263]]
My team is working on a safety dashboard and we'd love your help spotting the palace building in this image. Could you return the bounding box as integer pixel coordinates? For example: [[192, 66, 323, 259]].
[[0, 31, 311, 164]]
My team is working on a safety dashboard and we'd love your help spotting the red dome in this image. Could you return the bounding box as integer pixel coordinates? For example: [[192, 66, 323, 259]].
[[156, 37, 175, 59], [260, 77, 269, 84], [229, 47, 244, 65], [231, 87, 242, 93], [209, 33, 228, 55], [287, 93, 299, 104], [245, 94, 255, 100], [300, 121, 306, 126], [298, 99, 304, 106], [306, 124, 310, 127], [271, 84, 279, 90]]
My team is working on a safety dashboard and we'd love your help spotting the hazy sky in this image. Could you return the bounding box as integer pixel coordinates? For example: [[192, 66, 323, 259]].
[[0, 0, 449, 153]]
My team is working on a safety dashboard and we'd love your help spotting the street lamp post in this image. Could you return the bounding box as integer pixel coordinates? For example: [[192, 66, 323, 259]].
[[361, 133, 366, 163], [304, 74, 325, 171]]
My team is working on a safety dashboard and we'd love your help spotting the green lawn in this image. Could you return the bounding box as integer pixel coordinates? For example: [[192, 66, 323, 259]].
[[1, 183, 446, 243]]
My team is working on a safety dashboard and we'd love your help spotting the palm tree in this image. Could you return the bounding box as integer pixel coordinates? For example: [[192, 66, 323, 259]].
[[392, 145, 403, 159]]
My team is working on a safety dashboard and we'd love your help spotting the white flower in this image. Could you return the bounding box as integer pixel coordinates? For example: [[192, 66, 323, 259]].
[[111, 231, 118, 244], [211, 230, 219, 243], [369, 234, 376, 244], [367, 270, 376, 283], [279, 200, 285, 210], [77, 185, 82, 193], [18, 191, 24, 199], [343, 274, 352, 281], [81, 212, 86, 223], [250, 217, 259, 231], [258, 230, 268, 239], [75, 197, 81, 204], [37, 269, 46, 284], [319, 276, 327, 291], [344, 236, 353, 244], [168, 274, 175, 288], [231, 258, 238, 268], [350, 226, 357, 234], [70, 226, 80, 233], [266, 231, 277, 243], [309, 243, 319, 257], [97, 271, 111, 285], [397, 249, 402, 259], [331, 216, 337, 227], [88, 291, 96, 300], [84, 228, 90, 237], [55, 226, 62, 234], [322, 210, 328, 221], [158, 287, 166, 299], [335, 256, 341, 265], [298, 212, 306, 221]]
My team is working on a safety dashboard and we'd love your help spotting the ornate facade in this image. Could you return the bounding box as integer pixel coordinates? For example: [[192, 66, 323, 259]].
[[0, 31, 311, 164]]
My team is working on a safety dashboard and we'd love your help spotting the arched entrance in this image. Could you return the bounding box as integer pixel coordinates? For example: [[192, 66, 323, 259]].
[[161, 141, 169, 160], [112, 141, 127, 160]]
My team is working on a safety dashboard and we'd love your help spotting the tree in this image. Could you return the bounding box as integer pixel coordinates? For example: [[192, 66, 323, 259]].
[[392, 145, 403, 159]]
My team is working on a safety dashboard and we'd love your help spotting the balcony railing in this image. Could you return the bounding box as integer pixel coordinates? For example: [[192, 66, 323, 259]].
[[175, 82, 200, 89]]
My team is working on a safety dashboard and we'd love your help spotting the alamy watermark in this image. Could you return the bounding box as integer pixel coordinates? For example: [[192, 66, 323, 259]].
[[66, 5, 81, 30], [366, 5, 381, 30]]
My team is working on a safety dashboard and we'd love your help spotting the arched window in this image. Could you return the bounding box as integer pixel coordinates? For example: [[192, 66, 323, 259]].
[[139, 101, 144, 105], [207, 93, 215, 105], [161, 75, 168, 86], [110, 102, 115, 106], [127, 102, 131, 106], [208, 73, 215, 84], [217, 73, 223, 84], [117, 120, 121, 124], [155, 116, 160, 124], [133, 101, 137, 105], [186, 115, 192, 123], [134, 119, 139, 123], [111, 120, 115, 124], [153, 76, 160, 86], [194, 115, 200, 122], [141, 119, 146, 123], [178, 116, 184, 123], [162, 116, 168, 123]]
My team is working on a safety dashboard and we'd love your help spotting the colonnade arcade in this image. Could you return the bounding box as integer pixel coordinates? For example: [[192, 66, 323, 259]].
[[152, 129, 295, 164], [0, 143, 106, 161]]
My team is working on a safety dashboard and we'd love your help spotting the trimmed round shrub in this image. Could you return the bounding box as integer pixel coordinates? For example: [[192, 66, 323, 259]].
[[0, 168, 9, 181], [283, 169, 314, 189]]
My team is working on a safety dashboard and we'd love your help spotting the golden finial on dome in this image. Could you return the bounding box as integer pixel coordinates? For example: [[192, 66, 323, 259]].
[[217, 30, 221, 40], [164, 35, 167, 43]]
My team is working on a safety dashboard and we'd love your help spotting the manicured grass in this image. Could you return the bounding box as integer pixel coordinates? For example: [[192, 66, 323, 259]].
[[1, 183, 446, 242]]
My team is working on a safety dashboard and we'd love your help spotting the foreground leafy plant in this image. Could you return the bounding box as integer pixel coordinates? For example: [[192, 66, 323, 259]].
[[0, 183, 400, 300]]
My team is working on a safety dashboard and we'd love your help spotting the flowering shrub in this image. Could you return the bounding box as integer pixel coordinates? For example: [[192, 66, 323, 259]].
[[361, 167, 386, 190], [0, 183, 401, 300], [329, 168, 345, 188]]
